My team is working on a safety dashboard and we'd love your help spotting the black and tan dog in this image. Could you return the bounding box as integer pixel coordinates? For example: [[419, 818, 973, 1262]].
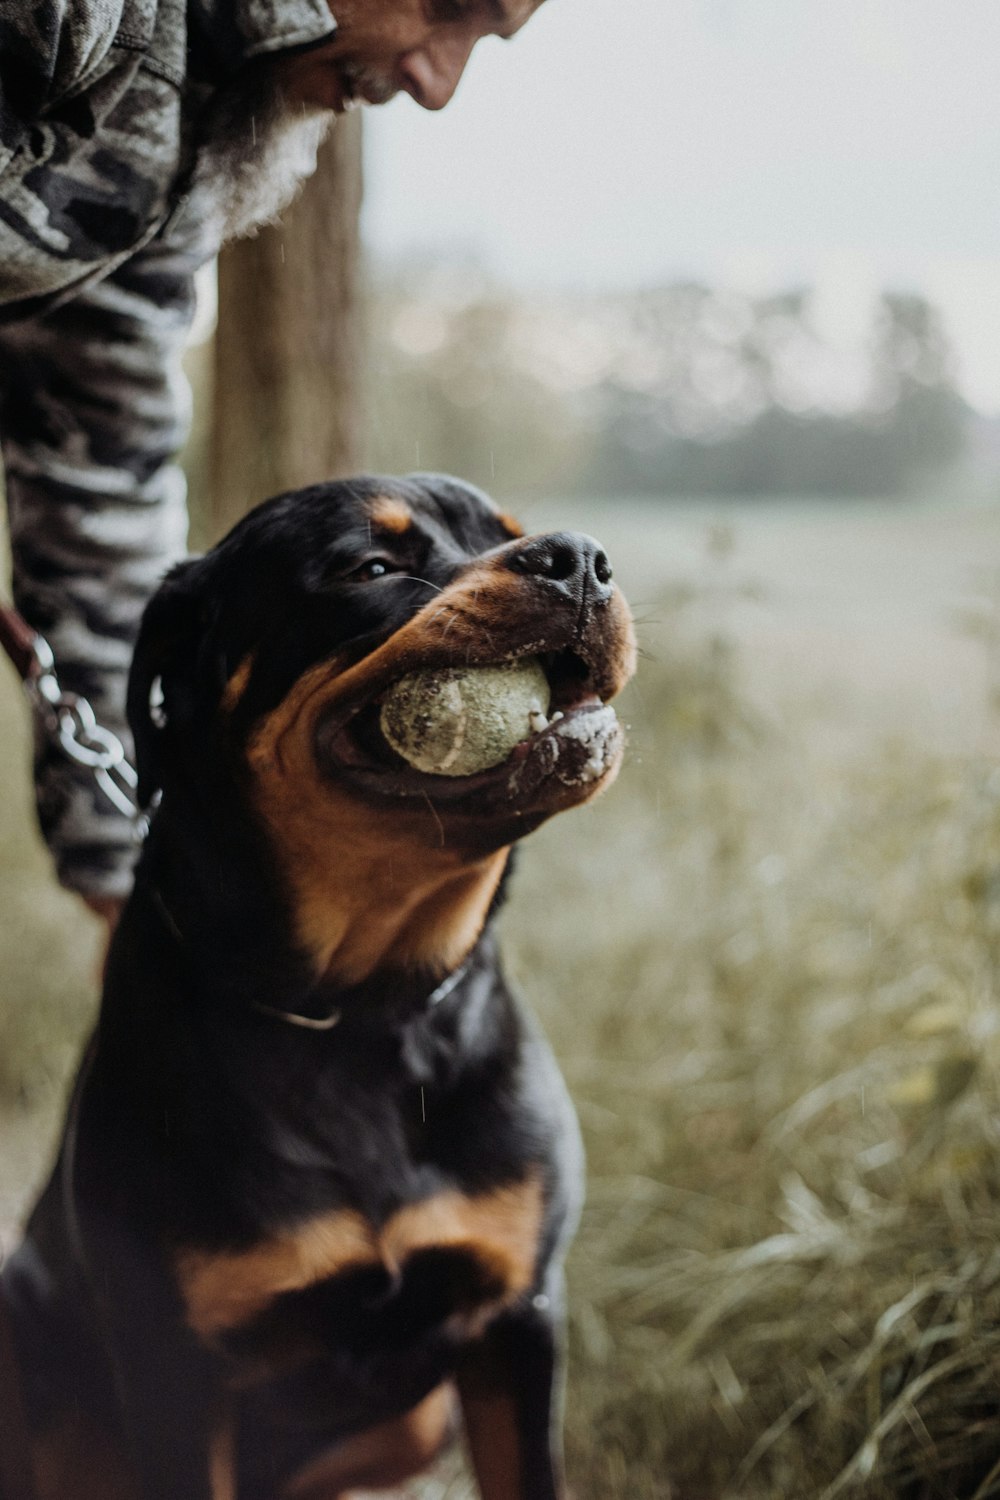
[[1, 475, 635, 1500]]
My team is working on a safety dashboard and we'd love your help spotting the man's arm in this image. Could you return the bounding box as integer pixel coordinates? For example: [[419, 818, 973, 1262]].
[[0, 0, 185, 312], [0, 236, 196, 901]]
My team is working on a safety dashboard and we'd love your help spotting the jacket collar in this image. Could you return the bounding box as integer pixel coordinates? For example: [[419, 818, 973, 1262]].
[[190, 0, 336, 74]]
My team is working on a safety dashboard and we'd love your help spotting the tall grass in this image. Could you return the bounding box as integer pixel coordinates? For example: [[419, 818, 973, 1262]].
[[504, 588, 1000, 1500], [2, 521, 998, 1498]]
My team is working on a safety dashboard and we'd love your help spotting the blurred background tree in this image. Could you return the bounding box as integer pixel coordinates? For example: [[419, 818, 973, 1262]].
[[366, 271, 971, 500], [211, 115, 364, 541]]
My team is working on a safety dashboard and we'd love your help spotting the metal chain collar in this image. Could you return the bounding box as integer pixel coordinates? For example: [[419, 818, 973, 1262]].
[[23, 633, 142, 829]]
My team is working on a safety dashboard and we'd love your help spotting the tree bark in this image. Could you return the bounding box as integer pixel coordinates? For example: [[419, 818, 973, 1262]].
[[210, 113, 364, 542]]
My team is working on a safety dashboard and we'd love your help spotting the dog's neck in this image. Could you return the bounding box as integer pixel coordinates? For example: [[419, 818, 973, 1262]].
[[247, 764, 511, 986], [241, 694, 513, 988], [124, 773, 510, 1010], [288, 839, 511, 988]]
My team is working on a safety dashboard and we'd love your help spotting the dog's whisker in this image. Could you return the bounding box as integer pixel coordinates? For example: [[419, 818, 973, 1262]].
[[400, 576, 443, 594], [420, 790, 446, 847]]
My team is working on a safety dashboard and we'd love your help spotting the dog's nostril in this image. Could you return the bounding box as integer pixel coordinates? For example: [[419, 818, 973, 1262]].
[[593, 550, 612, 586], [511, 535, 589, 584], [542, 544, 579, 582], [512, 546, 575, 579]]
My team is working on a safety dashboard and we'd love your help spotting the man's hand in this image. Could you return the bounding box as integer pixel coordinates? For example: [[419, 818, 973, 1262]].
[[82, 894, 125, 934], [82, 894, 125, 979]]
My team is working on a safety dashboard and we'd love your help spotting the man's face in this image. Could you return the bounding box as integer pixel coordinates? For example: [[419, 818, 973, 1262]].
[[279, 0, 544, 114]]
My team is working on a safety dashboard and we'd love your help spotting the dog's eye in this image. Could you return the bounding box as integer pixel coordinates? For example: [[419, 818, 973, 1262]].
[[349, 557, 397, 583]]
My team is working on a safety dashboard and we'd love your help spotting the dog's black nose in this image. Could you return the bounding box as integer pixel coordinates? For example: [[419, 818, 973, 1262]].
[[507, 532, 614, 604]]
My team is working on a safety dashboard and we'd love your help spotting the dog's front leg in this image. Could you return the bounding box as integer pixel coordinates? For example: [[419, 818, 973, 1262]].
[[456, 1271, 567, 1500], [96, 1233, 227, 1500], [74, 1189, 226, 1500]]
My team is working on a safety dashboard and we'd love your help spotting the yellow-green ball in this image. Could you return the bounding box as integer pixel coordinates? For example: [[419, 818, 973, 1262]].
[[380, 658, 551, 777]]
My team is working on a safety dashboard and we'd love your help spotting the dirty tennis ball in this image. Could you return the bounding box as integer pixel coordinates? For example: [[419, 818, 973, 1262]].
[[380, 658, 551, 777]]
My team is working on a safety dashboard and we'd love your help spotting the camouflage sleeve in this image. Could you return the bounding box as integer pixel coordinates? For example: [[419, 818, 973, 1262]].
[[0, 0, 186, 312], [0, 237, 195, 900]]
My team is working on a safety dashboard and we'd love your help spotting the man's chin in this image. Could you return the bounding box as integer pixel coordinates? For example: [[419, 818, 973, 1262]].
[[193, 62, 333, 243]]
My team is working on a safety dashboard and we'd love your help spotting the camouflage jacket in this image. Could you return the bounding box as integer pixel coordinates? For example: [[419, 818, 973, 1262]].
[[0, 0, 335, 898]]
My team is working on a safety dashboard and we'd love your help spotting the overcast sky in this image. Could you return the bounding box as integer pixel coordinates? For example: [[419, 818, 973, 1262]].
[[362, 0, 1000, 413]]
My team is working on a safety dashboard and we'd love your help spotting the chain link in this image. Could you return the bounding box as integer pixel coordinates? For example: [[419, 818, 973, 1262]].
[[24, 634, 143, 828]]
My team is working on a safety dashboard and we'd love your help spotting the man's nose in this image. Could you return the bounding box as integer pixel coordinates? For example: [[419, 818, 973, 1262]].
[[398, 33, 478, 110]]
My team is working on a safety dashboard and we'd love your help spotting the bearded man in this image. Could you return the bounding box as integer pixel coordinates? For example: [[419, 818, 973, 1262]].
[[0, 0, 542, 923]]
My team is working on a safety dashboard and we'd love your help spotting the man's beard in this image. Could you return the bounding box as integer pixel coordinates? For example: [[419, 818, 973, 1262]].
[[190, 63, 334, 245]]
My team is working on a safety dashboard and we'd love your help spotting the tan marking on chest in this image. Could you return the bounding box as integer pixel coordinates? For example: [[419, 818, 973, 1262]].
[[176, 1176, 544, 1341]]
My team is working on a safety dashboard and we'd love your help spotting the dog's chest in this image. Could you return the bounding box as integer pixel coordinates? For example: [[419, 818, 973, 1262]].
[[174, 1171, 544, 1370]]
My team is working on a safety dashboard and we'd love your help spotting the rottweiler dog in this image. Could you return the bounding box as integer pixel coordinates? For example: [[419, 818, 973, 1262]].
[[1, 475, 636, 1500]]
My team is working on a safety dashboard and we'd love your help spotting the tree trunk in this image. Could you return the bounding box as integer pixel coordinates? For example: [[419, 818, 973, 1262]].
[[210, 114, 364, 542]]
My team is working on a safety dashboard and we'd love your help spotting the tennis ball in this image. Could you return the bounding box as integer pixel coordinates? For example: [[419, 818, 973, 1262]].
[[380, 658, 551, 777]]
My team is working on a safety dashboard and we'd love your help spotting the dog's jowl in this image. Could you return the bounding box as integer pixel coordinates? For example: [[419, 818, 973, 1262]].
[[1, 475, 636, 1500]]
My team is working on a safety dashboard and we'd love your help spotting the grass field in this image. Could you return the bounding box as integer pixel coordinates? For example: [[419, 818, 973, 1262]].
[[2, 496, 1000, 1498]]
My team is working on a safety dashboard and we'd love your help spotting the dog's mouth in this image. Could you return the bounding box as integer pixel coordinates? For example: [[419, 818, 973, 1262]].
[[314, 645, 625, 819]]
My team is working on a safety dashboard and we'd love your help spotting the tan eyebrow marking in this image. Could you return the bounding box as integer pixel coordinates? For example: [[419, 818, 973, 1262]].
[[368, 496, 414, 534], [222, 653, 254, 711], [498, 512, 525, 539]]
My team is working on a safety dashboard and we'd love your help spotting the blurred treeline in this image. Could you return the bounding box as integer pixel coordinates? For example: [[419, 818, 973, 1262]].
[[366, 268, 977, 501]]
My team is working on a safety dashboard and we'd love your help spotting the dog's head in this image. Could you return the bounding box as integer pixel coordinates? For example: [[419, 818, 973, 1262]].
[[128, 475, 636, 984]]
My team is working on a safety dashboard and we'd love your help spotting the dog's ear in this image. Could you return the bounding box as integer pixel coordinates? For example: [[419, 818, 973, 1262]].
[[127, 558, 223, 808]]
